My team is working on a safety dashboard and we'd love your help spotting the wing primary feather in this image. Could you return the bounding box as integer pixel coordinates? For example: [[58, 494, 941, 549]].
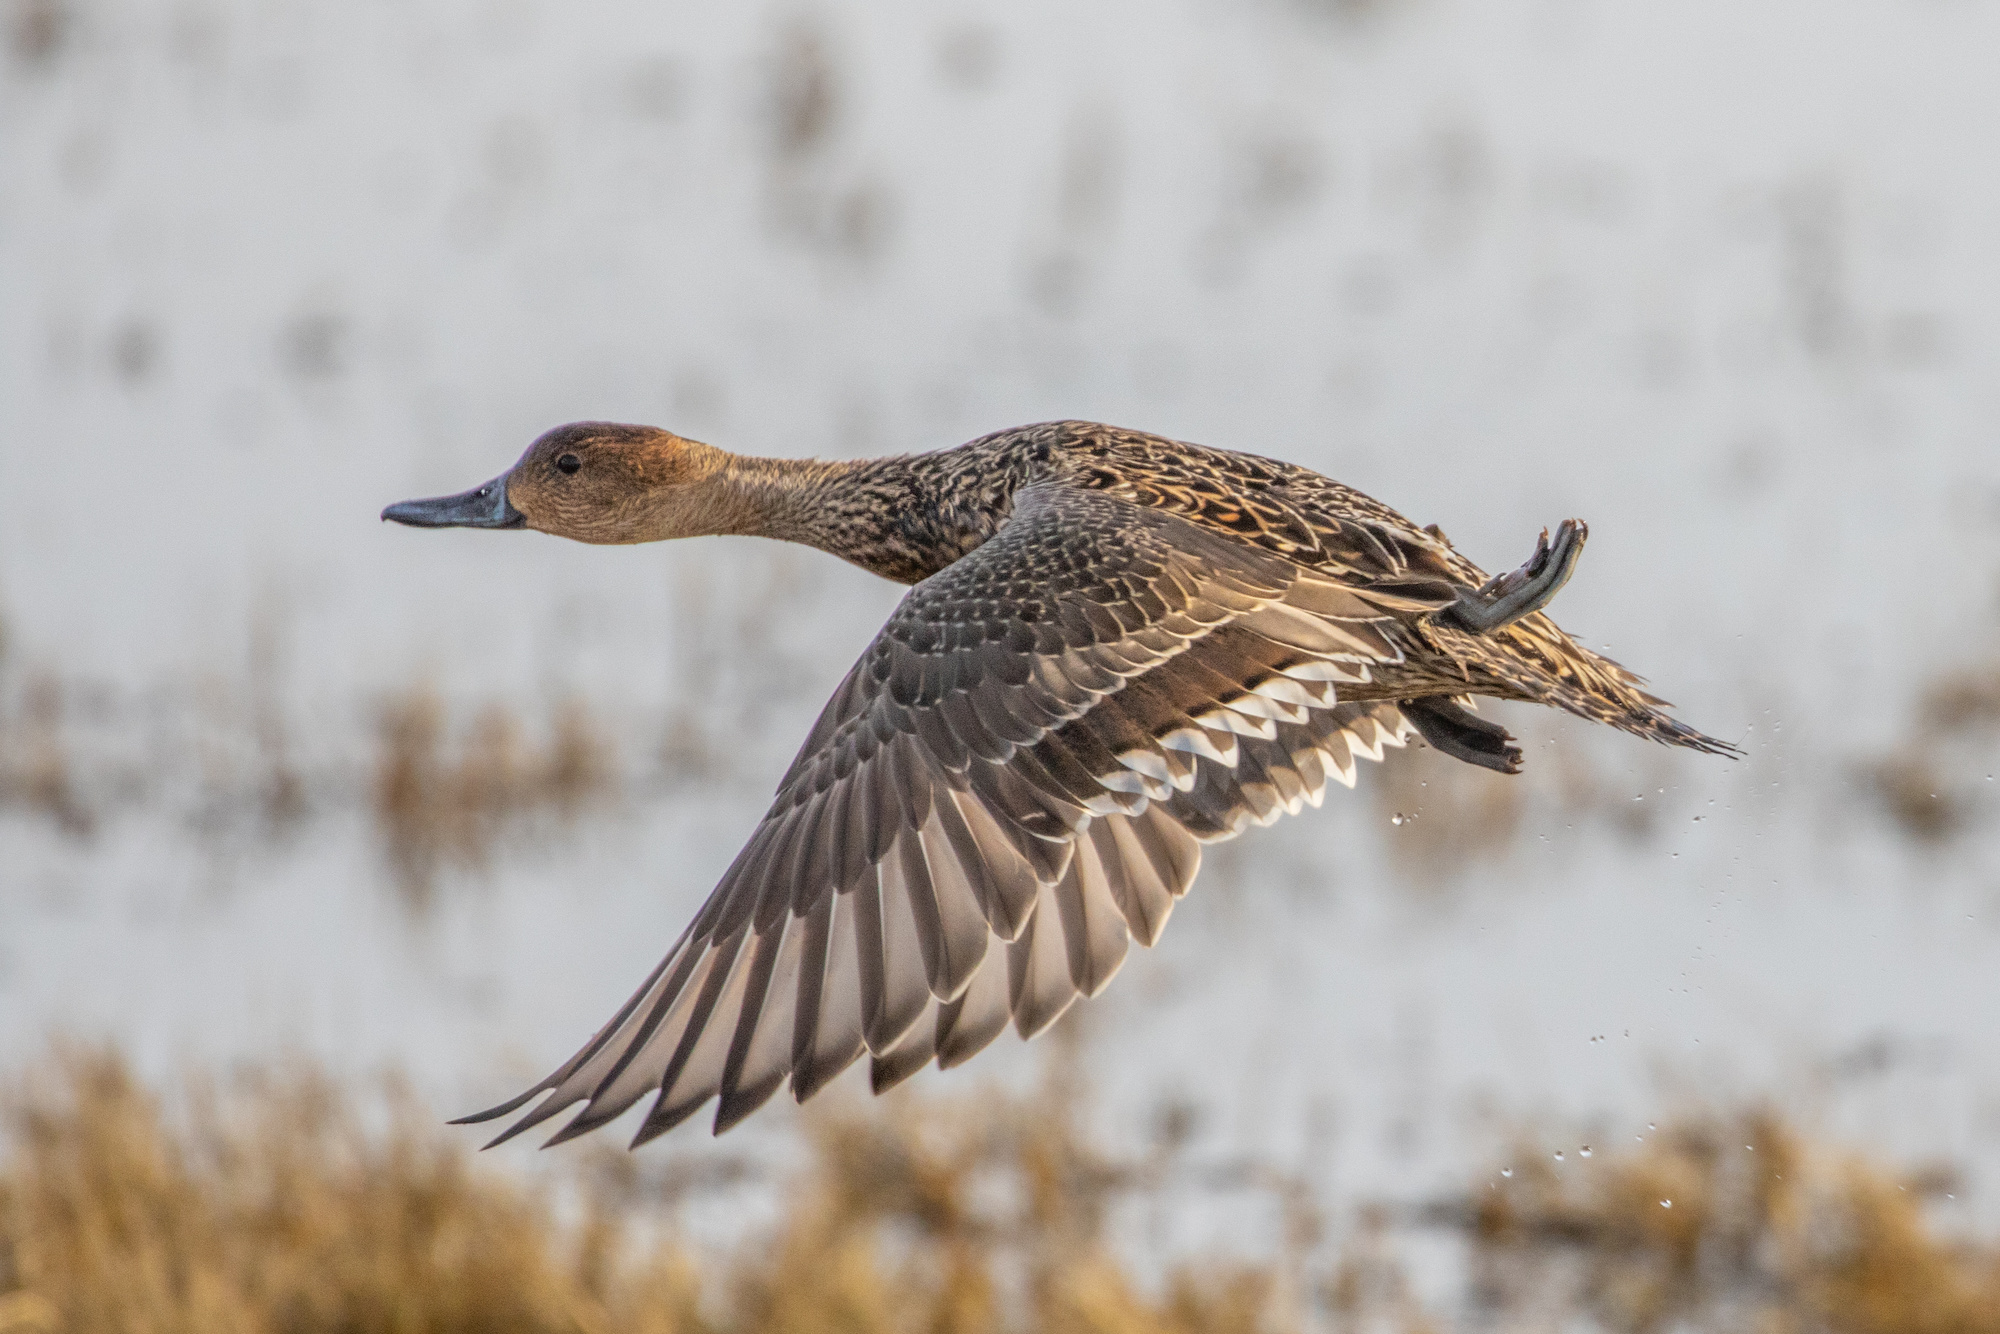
[[850, 869, 891, 1052], [928, 782, 1011, 933], [787, 890, 835, 1090], [1131, 804, 1201, 894], [869, 999, 940, 1094], [941, 786, 1044, 939], [1054, 829, 1130, 996], [637, 924, 769, 1142], [935, 948, 1011, 1068], [1007, 889, 1081, 1039], [787, 793, 834, 913], [712, 921, 789, 1133], [867, 853, 933, 1053], [795, 889, 867, 1101], [892, 831, 950, 998], [545, 925, 751, 1147], [914, 819, 993, 998], [451, 923, 694, 1127], [476, 928, 713, 1147], [713, 915, 807, 1134], [1097, 817, 1174, 946]]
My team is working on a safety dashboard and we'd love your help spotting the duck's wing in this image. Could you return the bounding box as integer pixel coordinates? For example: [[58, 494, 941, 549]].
[[460, 481, 1459, 1148]]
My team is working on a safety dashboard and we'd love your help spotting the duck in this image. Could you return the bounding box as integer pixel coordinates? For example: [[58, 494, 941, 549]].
[[383, 418, 1735, 1148]]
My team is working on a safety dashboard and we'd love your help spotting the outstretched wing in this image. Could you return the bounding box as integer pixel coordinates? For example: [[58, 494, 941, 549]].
[[461, 481, 1457, 1147]]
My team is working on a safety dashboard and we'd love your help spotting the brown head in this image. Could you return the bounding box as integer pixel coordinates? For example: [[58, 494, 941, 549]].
[[381, 422, 751, 544]]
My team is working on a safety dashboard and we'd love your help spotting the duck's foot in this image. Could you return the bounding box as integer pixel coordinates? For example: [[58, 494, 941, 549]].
[[1443, 519, 1587, 634], [1401, 697, 1523, 774]]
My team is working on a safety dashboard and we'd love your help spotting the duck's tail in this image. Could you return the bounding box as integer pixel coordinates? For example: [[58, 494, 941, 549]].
[[1434, 613, 1742, 759]]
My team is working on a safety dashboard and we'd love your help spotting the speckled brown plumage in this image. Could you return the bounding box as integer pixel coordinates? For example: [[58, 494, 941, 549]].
[[394, 418, 1736, 1149]]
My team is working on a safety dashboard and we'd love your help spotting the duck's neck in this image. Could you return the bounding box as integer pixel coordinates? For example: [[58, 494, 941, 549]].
[[707, 449, 1020, 585]]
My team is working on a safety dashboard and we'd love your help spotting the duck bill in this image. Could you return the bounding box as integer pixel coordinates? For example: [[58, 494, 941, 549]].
[[381, 475, 524, 529]]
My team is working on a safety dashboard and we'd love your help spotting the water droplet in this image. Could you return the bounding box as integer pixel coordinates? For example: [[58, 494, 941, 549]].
[[1660, 1199, 1673, 1209], [1391, 813, 1405, 826], [1633, 794, 1645, 802], [1579, 1146, 1592, 1158], [1746, 1145, 1754, 1152], [1553, 1150, 1564, 1162], [1500, 1168, 1513, 1178], [1648, 1123, 1657, 1130]]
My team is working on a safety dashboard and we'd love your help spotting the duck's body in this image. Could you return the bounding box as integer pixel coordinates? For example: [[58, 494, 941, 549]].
[[384, 419, 1734, 1147]]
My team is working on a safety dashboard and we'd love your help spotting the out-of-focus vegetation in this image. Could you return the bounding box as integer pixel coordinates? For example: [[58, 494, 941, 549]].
[[6, 1042, 2000, 1334], [0, 1043, 1292, 1334], [0, 643, 621, 909], [374, 689, 613, 907], [1867, 662, 2000, 842], [0, 556, 838, 907], [1465, 1113, 2000, 1332]]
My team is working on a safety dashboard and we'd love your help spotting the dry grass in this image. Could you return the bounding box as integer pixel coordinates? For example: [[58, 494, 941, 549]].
[[8, 1044, 2000, 1333], [373, 690, 615, 908], [1867, 662, 2000, 843], [0, 650, 621, 898], [0, 1044, 706, 1334], [1870, 754, 1958, 841], [0, 1043, 1293, 1334], [0, 671, 94, 839], [0, 562, 826, 908], [1464, 1110, 2000, 1332]]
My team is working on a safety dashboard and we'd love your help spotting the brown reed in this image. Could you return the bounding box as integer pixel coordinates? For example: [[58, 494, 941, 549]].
[[6, 1043, 2000, 1333]]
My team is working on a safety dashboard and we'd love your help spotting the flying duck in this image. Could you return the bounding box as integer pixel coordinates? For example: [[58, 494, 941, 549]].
[[383, 419, 1734, 1147]]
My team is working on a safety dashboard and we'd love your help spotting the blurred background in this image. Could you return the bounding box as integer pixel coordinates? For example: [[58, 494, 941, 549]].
[[5, 0, 2000, 1328]]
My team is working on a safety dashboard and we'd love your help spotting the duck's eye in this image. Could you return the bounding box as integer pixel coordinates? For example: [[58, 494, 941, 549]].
[[556, 453, 581, 475]]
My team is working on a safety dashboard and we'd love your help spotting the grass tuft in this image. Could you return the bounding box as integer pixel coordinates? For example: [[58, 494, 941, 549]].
[[12, 1045, 2000, 1331], [1469, 1111, 2000, 1332], [372, 689, 615, 909], [1868, 660, 2000, 843]]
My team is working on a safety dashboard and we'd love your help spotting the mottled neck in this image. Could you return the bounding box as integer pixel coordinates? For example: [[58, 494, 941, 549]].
[[711, 448, 1018, 584], [710, 454, 861, 545]]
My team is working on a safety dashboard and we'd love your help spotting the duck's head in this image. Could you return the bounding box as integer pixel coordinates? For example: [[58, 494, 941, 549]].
[[381, 422, 740, 545]]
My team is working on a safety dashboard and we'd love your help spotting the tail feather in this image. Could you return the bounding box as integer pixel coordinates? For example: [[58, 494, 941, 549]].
[[1428, 612, 1741, 759]]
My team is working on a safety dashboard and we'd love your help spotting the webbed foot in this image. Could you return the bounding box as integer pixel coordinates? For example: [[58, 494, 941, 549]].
[[1401, 697, 1523, 774], [1443, 519, 1587, 634]]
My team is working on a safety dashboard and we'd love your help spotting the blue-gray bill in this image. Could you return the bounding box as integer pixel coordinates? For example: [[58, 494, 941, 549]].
[[381, 476, 523, 529]]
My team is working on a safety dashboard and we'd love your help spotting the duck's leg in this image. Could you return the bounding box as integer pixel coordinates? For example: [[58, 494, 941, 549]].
[[1401, 697, 1524, 774], [1442, 519, 1587, 634]]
